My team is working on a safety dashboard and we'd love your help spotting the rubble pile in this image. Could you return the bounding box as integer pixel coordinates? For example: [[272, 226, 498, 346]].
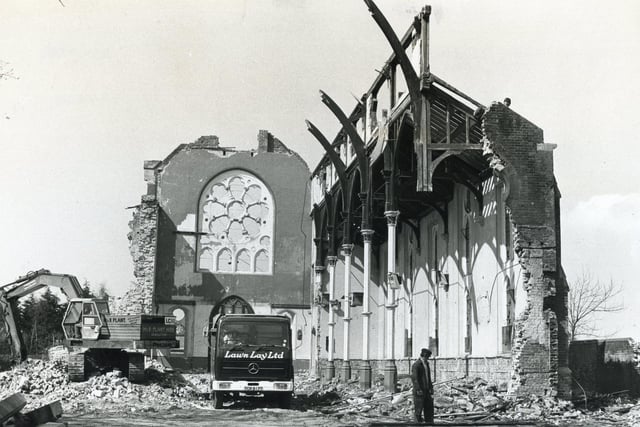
[[0, 359, 68, 401], [294, 372, 640, 426], [0, 358, 210, 417]]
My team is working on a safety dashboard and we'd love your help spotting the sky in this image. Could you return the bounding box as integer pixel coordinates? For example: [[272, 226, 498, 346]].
[[1, 1, 639, 338]]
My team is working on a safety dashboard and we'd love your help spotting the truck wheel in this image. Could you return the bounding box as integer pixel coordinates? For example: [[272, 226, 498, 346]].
[[278, 393, 292, 409], [127, 352, 145, 383], [212, 391, 224, 409], [68, 352, 86, 382]]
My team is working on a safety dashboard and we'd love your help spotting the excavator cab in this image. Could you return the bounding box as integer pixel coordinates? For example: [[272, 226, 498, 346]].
[[62, 298, 107, 341]]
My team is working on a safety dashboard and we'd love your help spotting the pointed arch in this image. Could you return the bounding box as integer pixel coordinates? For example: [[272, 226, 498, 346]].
[[198, 169, 274, 275], [207, 296, 255, 371]]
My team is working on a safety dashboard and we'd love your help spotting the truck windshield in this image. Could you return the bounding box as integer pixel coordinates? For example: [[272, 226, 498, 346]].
[[219, 321, 288, 348]]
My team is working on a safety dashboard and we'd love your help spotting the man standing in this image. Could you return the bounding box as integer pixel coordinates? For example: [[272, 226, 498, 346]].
[[411, 348, 434, 423]]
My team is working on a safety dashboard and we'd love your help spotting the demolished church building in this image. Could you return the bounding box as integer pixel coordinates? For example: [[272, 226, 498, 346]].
[[307, 2, 571, 398], [124, 132, 312, 370]]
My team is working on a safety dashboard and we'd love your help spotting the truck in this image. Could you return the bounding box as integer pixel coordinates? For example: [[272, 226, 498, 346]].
[[208, 314, 294, 409], [0, 269, 178, 382]]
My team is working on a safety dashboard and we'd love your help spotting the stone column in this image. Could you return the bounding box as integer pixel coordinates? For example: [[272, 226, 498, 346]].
[[383, 210, 399, 392], [311, 264, 324, 379], [323, 256, 338, 382], [359, 229, 374, 388], [340, 244, 354, 382]]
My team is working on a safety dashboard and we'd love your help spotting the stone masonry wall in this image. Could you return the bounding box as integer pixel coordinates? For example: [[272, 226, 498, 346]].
[[482, 102, 570, 399], [321, 356, 511, 387], [114, 195, 158, 315]]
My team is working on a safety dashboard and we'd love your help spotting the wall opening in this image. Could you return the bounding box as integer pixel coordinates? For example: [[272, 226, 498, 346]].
[[198, 170, 274, 275]]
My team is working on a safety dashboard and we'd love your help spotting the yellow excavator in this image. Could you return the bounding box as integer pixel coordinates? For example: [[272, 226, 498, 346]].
[[1, 269, 177, 382]]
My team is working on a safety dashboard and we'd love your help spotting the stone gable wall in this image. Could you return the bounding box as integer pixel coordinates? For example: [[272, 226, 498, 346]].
[[483, 102, 570, 399]]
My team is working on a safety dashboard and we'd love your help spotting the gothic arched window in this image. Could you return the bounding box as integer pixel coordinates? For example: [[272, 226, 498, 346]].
[[198, 170, 274, 274]]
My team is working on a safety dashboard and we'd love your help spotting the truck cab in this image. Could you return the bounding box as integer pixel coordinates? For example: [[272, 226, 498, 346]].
[[209, 314, 294, 409]]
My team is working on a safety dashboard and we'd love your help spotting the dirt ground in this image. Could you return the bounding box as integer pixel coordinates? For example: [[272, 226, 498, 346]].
[[3, 359, 640, 426]]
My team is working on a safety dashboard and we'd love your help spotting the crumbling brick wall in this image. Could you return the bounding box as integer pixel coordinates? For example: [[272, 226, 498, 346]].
[[115, 195, 158, 315], [258, 129, 292, 154], [483, 102, 570, 399]]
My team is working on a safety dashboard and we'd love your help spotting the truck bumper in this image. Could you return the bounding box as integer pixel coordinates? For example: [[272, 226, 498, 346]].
[[211, 380, 294, 392]]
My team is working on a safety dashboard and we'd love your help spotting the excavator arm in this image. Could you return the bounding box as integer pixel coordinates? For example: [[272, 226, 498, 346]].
[[0, 269, 82, 365], [0, 293, 26, 364]]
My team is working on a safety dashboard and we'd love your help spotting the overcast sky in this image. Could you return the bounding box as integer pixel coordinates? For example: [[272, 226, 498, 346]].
[[1, 0, 638, 338]]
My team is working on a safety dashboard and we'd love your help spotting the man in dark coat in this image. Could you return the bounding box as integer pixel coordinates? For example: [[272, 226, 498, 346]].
[[411, 348, 434, 423]]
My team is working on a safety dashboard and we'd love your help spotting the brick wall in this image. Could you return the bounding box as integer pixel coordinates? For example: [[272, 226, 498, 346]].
[[320, 356, 511, 387], [257, 129, 292, 154], [120, 131, 311, 364], [115, 195, 158, 315], [431, 356, 512, 386], [483, 102, 570, 398]]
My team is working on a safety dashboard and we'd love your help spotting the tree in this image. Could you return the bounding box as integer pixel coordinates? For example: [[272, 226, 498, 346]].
[[17, 289, 67, 355], [568, 270, 623, 341], [96, 282, 110, 299], [78, 280, 109, 299], [80, 280, 96, 298]]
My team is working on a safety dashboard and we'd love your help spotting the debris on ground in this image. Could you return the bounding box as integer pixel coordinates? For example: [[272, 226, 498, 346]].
[[0, 392, 63, 426], [3, 358, 640, 426], [293, 371, 640, 426], [0, 358, 211, 418]]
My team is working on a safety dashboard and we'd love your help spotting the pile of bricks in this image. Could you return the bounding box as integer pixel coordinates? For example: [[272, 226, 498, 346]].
[[0, 358, 210, 421], [292, 373, 640, 425], [0, 359, 67, 398]]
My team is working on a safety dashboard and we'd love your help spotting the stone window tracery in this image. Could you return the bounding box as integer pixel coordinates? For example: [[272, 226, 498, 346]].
[[198, 170, 274, 274]]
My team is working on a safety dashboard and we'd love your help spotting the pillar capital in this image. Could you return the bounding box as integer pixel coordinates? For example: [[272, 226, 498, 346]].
[[314, 265, 325, 273], [361, 229, 374, 242], [384, 210, 400, 226], [327, 256, 338, 267], [340, 244, 354, 256]]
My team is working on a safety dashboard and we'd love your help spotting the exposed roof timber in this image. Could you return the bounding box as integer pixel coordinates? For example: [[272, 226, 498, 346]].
[[395, 195, 448, 234], [431, 75, 486, 111], [444, 155, 484, 184], [306, 120, 349, 207], [310, 104, 364, 177], [431, 144, 483, 151], [319, 92, 370, 215], [363, 0, 420, 100], [312, 4, 489, 181], [363, 8, 417, 98]]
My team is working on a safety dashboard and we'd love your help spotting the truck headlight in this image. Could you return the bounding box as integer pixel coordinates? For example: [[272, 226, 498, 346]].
[[218, 382, 232, 389]]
